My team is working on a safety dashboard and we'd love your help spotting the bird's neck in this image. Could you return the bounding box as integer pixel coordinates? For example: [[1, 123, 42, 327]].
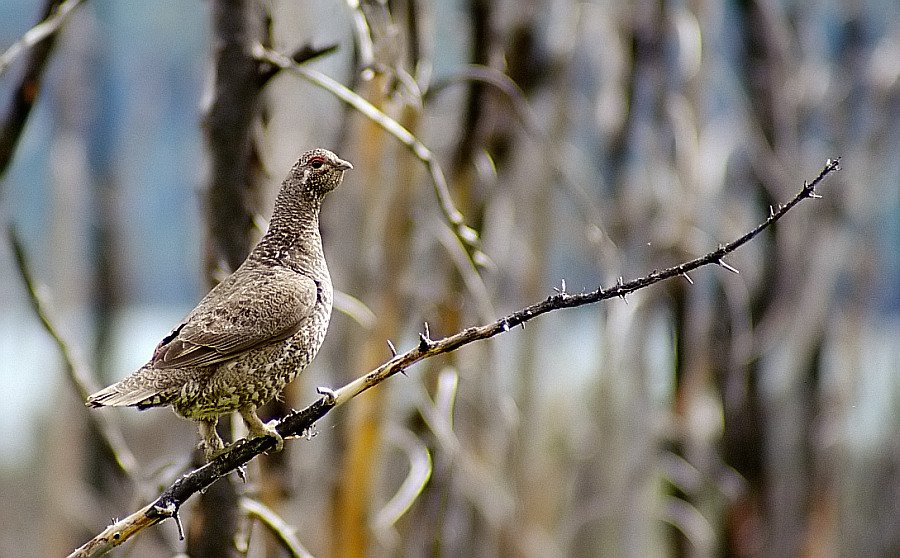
[[251, 195, 327, 277]]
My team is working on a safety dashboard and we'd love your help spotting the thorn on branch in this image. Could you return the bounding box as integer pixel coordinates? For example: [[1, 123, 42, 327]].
[[316, 386, 337, 405], [152, 500, 183, 539], [554, 279, 567, 294], [258, 42, 339, 84], [681, 272, 694, 285], [548, 279, 568, 303], [499, 318, 510, 332], [799, 179, 822, 199], [290, 42, 339, 65], [418, 322, 432, 351], [152, 500, 176, 518], [718, 259, 740, 274], [172, 508, 184, 540], [617, 277, 628, 304], [388, 339, 408, 376]]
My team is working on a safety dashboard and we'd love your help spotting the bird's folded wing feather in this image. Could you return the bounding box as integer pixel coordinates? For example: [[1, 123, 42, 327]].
[[151, 268, 319, 369]]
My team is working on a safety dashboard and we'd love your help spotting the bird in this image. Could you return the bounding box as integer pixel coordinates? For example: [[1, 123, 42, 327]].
[[87, 148, 352, 460]]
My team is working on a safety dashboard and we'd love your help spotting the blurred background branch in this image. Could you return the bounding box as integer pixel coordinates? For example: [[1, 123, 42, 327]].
[[8, 225, 136, 476], [0, 0, 84, 179]]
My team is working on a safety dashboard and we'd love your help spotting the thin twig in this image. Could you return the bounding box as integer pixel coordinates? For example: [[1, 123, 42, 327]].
[[241, 498, 316, 558], [344, 0, 376, 73], [372, 427, 433, 537], [68, 159, 839, 557], [425, 63, 620, 270], [8, 226, 137, 476], [426, 64, 536, 131], [1, 0, 85, 181], [0, 0, 85, 77]]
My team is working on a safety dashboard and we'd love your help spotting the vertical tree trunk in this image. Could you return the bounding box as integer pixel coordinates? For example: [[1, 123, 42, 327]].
[[201, 0, 269, 279], [190, 1, 271, 556]]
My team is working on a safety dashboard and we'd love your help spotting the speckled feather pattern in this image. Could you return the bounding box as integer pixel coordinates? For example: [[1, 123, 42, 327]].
[[115, 266, 331, 420], [87, 149, 350, 428]]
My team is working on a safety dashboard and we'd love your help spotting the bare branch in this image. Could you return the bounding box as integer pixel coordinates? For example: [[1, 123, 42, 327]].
[[240, 498, 315, 558], [344, 0, 376, 73], [8, 226, 137, 477], [68, 159, 839, 556], [372, 427, 433, 540], [0, 0, 85, 77], [0, 0, 86, 180]]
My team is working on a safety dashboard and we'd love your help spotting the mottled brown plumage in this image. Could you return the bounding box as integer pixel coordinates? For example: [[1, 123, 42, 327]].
[[87, 148, 351, 459]]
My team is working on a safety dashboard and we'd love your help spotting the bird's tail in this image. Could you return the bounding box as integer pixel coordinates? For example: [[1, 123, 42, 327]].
[[86, 370, 174, 409]]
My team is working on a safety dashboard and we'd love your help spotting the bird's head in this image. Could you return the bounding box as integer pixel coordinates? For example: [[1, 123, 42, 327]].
[[290, 148, 353, 199]]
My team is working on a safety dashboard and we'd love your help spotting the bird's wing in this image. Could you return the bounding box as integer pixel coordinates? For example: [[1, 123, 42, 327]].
[[151, 267, 320, 369]]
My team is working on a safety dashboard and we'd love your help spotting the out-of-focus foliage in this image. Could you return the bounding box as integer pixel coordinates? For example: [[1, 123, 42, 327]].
[[0, 0, 898, 556]]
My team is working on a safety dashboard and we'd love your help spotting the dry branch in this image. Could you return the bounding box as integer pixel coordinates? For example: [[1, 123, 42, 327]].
[[68, 159, 839, 557], [8, 226, 137, 476], [0, 0, 85, 77], [0, 0, 85, 179], [240, 498, 315, 558]]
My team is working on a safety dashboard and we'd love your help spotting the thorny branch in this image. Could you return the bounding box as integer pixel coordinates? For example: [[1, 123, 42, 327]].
[[69, 159, 840, 557]]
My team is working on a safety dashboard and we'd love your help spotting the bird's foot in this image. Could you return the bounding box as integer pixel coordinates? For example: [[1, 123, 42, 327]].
[[198, 419, 226, 461], [198, 437, 229, 460], [250, 420, 284, 452], [239, 406, 284, 452]]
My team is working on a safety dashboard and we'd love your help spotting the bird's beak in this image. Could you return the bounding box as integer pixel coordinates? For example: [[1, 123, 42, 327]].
[[335, 158, 353, 171]]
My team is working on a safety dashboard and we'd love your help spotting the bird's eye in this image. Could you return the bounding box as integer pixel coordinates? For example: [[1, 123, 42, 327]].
[[310, 157, 325, 169]]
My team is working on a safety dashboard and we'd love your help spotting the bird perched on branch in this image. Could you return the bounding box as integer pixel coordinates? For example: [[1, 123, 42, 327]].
[[88, 148, 352, 459]]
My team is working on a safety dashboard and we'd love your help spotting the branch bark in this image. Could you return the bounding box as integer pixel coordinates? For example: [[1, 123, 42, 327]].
[[202, 0, 270, 279], [67, 159, 840, 557]]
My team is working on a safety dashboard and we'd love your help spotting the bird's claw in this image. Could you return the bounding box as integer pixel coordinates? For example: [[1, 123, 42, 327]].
[[198, 438, 230, 461], [265, 422, 284, 452], [249, 419, 284, 452]]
